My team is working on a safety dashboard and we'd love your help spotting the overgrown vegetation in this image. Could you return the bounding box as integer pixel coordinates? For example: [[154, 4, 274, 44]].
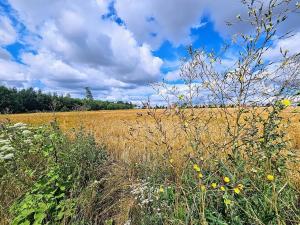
[[1, 0, 300, 224], [0, 121, 121, 224], [0, 86, 135, 114]]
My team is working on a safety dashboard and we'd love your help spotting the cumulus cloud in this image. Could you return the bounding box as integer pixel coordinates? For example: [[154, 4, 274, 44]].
[[2, 0, 163, 101], [115, 0, 300, 49], [264, 32, 300, 61], [1, 0, 299, 103], [0, 57, 27, 87], [0, 15, 17, 45]]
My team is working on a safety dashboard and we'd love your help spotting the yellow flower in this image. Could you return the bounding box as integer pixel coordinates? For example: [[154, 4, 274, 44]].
[[220, 186, 226, 191], [169, 158, 174, 164], [178, 94, 184, 100], [281, 99, 291, 107], [224, 199, 232, 205], [223, 177, 230, 183], [193, 164, 201, 172], [198, 173, 203, 179], [159, 186, 164, 193], [211, 183, 217, 188], [237, 184, 244, 190], [234, 187, 241, 194], [200, 185, 206, 191], [267, 174, 274, 181]]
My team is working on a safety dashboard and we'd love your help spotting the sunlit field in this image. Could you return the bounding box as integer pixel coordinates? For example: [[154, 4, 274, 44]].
[[1, 107, 299, 164]]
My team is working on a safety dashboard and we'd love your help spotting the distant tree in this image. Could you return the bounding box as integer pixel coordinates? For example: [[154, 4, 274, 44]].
[[85, 87, 94, 101]]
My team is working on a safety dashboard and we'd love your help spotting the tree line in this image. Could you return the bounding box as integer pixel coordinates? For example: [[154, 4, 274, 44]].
[[0, 86, 135, 114]]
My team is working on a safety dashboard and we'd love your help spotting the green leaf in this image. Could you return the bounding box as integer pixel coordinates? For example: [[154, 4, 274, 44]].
[[33, 212, 46, 225]]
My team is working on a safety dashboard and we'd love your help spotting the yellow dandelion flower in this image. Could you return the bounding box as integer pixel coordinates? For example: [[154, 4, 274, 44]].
[[200, 185, 206, 191], [237, 184, 244, 190], [193, 164, 201, 172], [223, 177, 230, 183], [267, 174, 274, 181], [224, 199, 232, 205], [234, 187, 241, 194], [281, 99, 291, 107], [198, 173, 203, 179], [211, 183, 217, 188], [220, 186, 226, 191], [159, 186, 164, 193], [178, 94, 184, 100]]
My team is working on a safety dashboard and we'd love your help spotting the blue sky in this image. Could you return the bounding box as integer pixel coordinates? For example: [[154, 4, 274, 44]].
[[0, 0, 299, 103]]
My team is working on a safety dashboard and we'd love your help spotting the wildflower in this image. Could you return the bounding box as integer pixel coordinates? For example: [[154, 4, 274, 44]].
[[220, 186, 226, 191], [234, 187, 241, 194], [22, 130, 32, 136], [12, 122, 26, 128], [224, 198, 232, 205], [198, 173, 203, 179], [267, 174, 274, 181], [169, 158, 174, 164], [159, 186, 164, 193], [281, 99, 291, 107], [193, 164, 201, 172], [211, 183, 217, 188], [251, 168, 258, 173], [223, 177, 230, 183], [200, 185, 206, 192], [237, 184, 244, 190], [2, 153, 14, 160]]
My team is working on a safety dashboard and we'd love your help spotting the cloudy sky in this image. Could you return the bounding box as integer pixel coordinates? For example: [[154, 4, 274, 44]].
[[0, 0, 299, 103]]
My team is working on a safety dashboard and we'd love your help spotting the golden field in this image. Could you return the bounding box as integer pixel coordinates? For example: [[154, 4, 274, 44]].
[[0, 107, 299, 163]]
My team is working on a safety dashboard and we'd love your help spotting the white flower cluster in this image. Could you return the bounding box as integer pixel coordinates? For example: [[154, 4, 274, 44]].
[[0, 122, 35, 161], [130, 180, 156, 207], [0, 138, 14, 160], [8, 122, 27, 130], [124, 220, 131, 225]]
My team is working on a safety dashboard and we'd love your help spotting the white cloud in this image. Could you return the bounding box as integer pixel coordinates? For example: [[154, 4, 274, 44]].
[[115, 0, 300, 49], [264, 32, 300, 61], [0, 15, 17, 45], [3, 0, 163, 100], [115, 0, 206, 49], [0, 57, 27, 86], [1, 0, 299, 104], [0, 48, 11, 60], [165, 70, 180, 81]]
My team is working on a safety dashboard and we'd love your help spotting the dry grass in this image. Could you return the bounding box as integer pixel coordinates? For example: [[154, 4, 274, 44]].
[[1, 107, 299, 182]]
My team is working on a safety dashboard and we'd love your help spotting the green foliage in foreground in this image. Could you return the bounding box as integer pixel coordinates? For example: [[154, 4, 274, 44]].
[[0, 85, 135, 114], [0, 121, 108, 224]]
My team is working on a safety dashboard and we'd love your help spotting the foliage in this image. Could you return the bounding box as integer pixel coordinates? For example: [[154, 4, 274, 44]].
[[0, 121, 108, 224], [130, 103, 300, 224], [128, 0, 300, 224], [0, 86, 135, 114]]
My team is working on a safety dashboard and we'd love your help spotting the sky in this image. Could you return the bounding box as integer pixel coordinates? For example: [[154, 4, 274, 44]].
[[0, 0, 299, 104]]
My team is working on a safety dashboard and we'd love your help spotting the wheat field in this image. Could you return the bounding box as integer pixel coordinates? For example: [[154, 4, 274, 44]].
[[1, 108, 299, 162]]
